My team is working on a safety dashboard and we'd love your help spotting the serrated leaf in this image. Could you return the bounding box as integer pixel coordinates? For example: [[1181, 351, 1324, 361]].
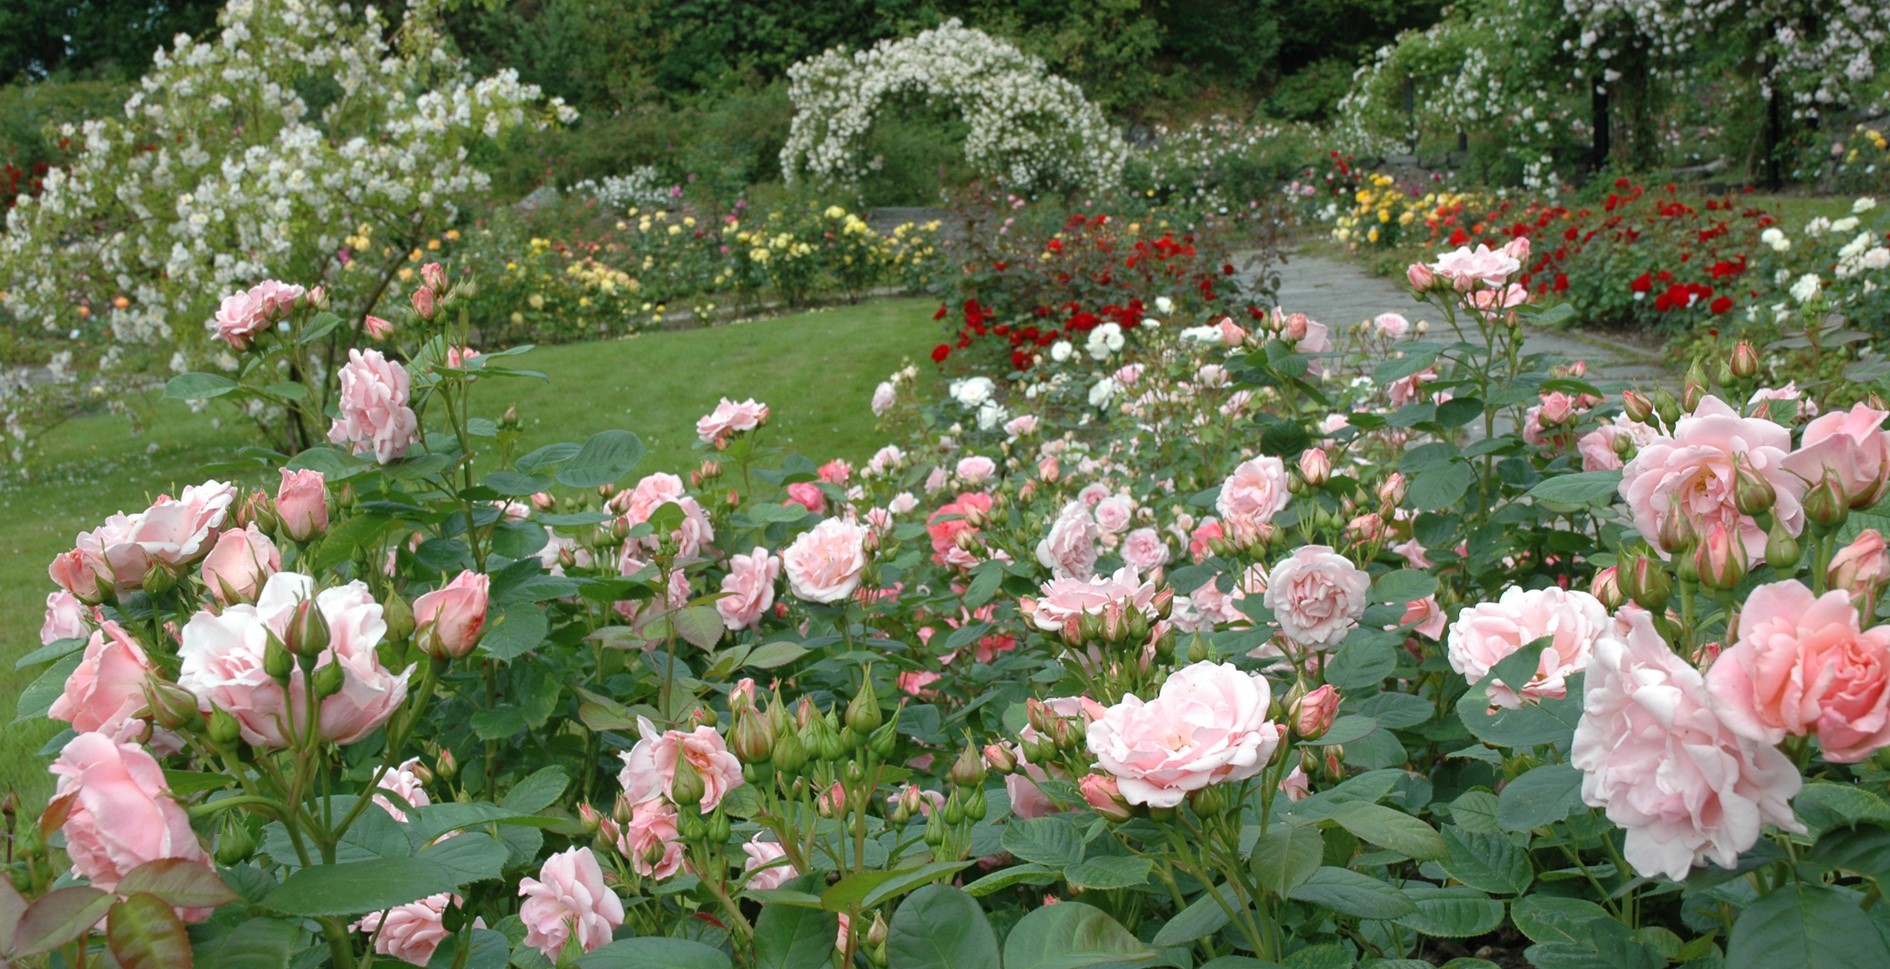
[[1286, 867, 1415, 918], [1324, 801, 1445, 859], [1726, 882, 1890, 969], [116, 859, 240, 909], [1001, 817, 1084, 868], [1152, 884, 1235, 947], [557, 430, 645, 489], [108, 893, 193, 969], [1252, 822, 1324, 894], [1001, 901, 1159, 969], [962, 864, 1059, 897], [1439, 826, 1532, 895], [886, 885, 1001, 969], [1526, 471, 1622, 507], [1393, 884, 1505, 938], [165, 372, 238, 400], [478, 605, 548, 662], [1496, 764, 1584, 832], [1064, 856, 1152, 891]]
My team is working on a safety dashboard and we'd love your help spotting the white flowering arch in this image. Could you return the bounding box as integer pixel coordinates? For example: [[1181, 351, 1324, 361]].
[[781, 19, 1125, 194]]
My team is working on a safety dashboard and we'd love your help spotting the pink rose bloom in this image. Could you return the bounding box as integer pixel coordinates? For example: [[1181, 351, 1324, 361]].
[[178, 572, 410, 747], [1262, 545, 1370, 648], [717, 548, 781, 630], [866, 445, 906, 477], [1830, 529, 1890, 599], [1578, 424, 1625, 471], [1748, 383, 1815, 420], [1217, 317, 1248, 346], [619, 799, 684, 879], [275, 468, 329, 541], [1447, 587, 1609, 708], [817, 460, 852, 485], [201, 523, 281, 605], [518, 848, 624, 958], [1279, 765, 1311, 801], [1023, 567, 1158, 633], [696, 397, 769, 447], [926, 492, 992, 569], [1386, 367, 1437, 408], [1035, 501, 1100, 580], [618, 716, 744, 811], [50, 621, 156, 736], [371, 758, 432, 822], [1093, 495, 1135, 536], [1401, 595, 1447, 641], [50, 732, 210, 894], [923, 466, 950, 494], [1216, 457, 1290, 529], [889, 492, 919, 515], [1004, 414, 1039, 437], [415, 571, 489, 659], [1621, 395, 1804, 561], [741, 835, 798, 891], [783, 518, 869, 603], [62, 480, 241, 596], [1704, 580, 1890, 762], [1188, 519, 1224, 563], [1121, 527, 1170, 573], [1077, 483, 1111, 508], [1085, 661, 1283, 808], [351, 894, 459, 966], [784, 481, 826, 514], [212, 279, 303, 350], [1372, 312, 1410, 338], [1430, 243, 1520, 290], [1296, 318, 1331, 353], [328, 349, 419, 464], [41, 590, 87, 644], [871, 382, 897, 416], [1571, 608, 1805, 881], [956, 455, 997, 484], [1784, 402, 1890, 507], [611, 472, 686, 522]]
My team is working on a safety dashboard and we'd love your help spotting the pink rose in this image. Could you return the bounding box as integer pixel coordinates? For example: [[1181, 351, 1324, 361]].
[[1079, 773, 1132, 821], [1784, 402, 1890, 507], [1262, 545, 1369, 648], [871, 381, 897, 415], [696, 397, 769, 448], [276, 468, 329, 542], [351, 894, 460, 966], [619, 799, 684, 879], [784, 481, 827, 514], [62, 480, 240, 597], [1430, 243, 1519, 290], [1830, 529, 1890, 601], [1572, 608, 1804, 881], [782, 518, 868, 604], [518, 848, 624, 958], [1121, 527, 1170, 573], [717, 548, 781, 630], [1387, 366, 1437, 408], [41, 590, 87, 644], [1022, 567, 1158, 633], [1373, 312, 1411, 338], [420, 262, 448, 294], [1085, 661, 1283, 808], [926, 492, 991, 569], [618, 717, 744, 811], [371, 758, 432, 822], [1578, 424, 1624, 471], [414, 570, 489, 659], [956, 455, 997, 484], [1400, 595, 1447, 641], [328, 349, 419, 464], [1093, 495, 1135, 536], [1621, 395, 1804, 561], [1447, 587, 1608, 708], [364, 315, 395, 341], [212, 279, 303, 350], [201, 523, 281, 605], [1004, 414, 1039, 437], [1705, 580, 1890, 762], [1035, 501, 1099, 580], [612, 472, 686, 522], [741, 834, 798, 890], [1406, 262, 1435, 290], [49, 621, 156, 736], [818, 460, 852, 485], [1216, 457, 1290, 529], [50, 732, 210, 893]]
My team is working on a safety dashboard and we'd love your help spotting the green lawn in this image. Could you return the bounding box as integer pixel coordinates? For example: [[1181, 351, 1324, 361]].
[[0, 297, 938, 807]]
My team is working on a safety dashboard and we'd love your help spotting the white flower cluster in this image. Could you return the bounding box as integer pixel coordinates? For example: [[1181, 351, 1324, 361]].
[[0, 0, 570, 457], [780, 19, 1125, 193], [570, 167, 676, 211]]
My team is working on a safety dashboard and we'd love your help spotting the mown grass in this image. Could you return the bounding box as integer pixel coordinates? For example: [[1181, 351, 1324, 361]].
[[0, 297, 938, 808]]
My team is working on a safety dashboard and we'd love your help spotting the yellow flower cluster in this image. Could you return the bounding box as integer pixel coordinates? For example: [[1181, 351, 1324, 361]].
[[564, 259, 637, 295], [1333, 176, 1487, 250]]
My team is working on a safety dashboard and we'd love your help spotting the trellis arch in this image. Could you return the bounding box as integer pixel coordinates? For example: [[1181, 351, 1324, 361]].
[[780, 19, 1126, 193]]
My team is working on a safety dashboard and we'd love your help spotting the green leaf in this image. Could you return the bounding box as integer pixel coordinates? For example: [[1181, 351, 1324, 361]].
[[671, 605, 725, 650], [577, 938, 733, 969], [1001, 817, 1085, 868], [164, 372, 238, 400], [1726, 882, 1890, 969], [1307, 714, 1380, 747], [1438, 826, 1532, 895], [1496, 764, 1585, 832], [298, 311, 345, 344], [961, 863, 1059, 897], [1392, 885, 1505, 938], [310, 514, 394, 572], [1408, 462, 1474, 511], [964, 566, 1005, 609], [1509, 894, 1610, 945], [14, 636, 85, 670], [1455, 683, 1582, 749], [107, 893, 192, 969], [0, 878, 23, 954], [557, 429, 646, 488], [197, 917, 299, 969], [886, 885, 1001, 969], [13, 652, 82, 722], [1065, 856, 1153, 891], [859, 862, 976, 909], [1285, 867, 1415, 919], [483, 471, 553, 497], [1324, 802, 1446, 860], [1526, 471, 1622, 507], [516, 442, 582, 475], [262, 836, 506, 916], [501, 766, 570, 814], [115, 859, 240, 909], [260, 381, 309, 401], [744, 642, 811, 669], [1251, 822, 1324, 894], [1001, 901, 1160, 969], [755, 903, 840, 969], [1152, 884, 1235, 947], [1323, 638, 1397, 691], [1808, 824, 1890, 882], [478, 605, 548, 662], [1371, 569, 1437, 603], [1374, 349, 1438, 385], [1795, 781, 1890, 833], [14, 886, 114, 956]]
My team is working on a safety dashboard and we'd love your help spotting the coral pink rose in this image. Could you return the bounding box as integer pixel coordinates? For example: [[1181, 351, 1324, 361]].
[[275, 468, 329, 542], [1572, 608, 1804, 881], [783, 517, 868, 604], [1621, 395, 1803, 561], [785, 481, 827, 514], [1085, 661, 1283, 808], [201, 523, 281, 605], [49, 621, 156, 736], [1121, 527, 1170, 573], [414, 570, 489, 659], [696, 397, 769, 447], [618, 716, 744, 811], [619, 799, 684, 879], [717, 547, 781, 630], [1784, 402, 1890, 507], [741, 834, 798, 890], [328, 349, 419, 464], [351, 894, 462, 966], [41, 590, 87, 644], [1035, 501, 1100, 579], [1262, 545, 1369, 648], [926, 492, 993, 569], [518, 848, 624, 958], [50, 732, 210, 894], [1216, 457, 1290, 528], [1447, 587, 1609, 708], [1705, 580, 1890, 762]]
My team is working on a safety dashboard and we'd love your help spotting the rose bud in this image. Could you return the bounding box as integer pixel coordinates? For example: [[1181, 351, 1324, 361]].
[[1730, 341, 1760, 379], [1765, 515, 1802, 570], [1291, 684, 1341, 740], [1298, 448, 1331, 488], [1829, 528, 1890, 601], [201, 524, 281, 606], [983, 742, 1018, 774], [1621, 389, 1655, 424], [1589, 566, 1624, 611], [285, 598, 330, 658], [1694, 520, 1748, 591], [275, 468, 329, 542], [411, 286, 436, 320], [1731, 454, 1777, 516], [364, 314, 395, 340], [1405, 262, 1435, 291], [1804, 470, 1849, 530], [731, 706, 774, 765], [949, 741, 987, 789], [420, 262, 448, 295], [414, 570, 489, 660]]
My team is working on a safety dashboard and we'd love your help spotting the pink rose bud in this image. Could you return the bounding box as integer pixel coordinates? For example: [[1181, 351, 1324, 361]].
[[1216, 317, 1247, 347], [411, 286, 436, 320], [1695, 520, 1748, 591], [1590, 565, 1624, 610], [1079, 773, 1133, 822], [305, 285, 327, 310], [1503, 236, 1530, 263], [364, 315, 395, 340], [784, 481, 826, 514], [1292, 684, 1341, 740], [420, 262, 448, 294], [1377, 472, 1407, 507], [275, 468, 329, 542], [1406, 262, 1435, 291], [200, 524, 282, 605], [1622, 389, 1655, 424], [414, 570, 490, 659], [1298, 448, 1331, 487], [1830, 529, 1890, 600]]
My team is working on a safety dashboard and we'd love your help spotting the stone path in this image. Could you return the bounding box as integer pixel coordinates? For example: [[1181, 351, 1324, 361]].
[[1247, 251, 1673, 390]]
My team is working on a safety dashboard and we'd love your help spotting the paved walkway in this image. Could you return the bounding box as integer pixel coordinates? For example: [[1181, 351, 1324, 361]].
[[1246, 251, 1672, 390]]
